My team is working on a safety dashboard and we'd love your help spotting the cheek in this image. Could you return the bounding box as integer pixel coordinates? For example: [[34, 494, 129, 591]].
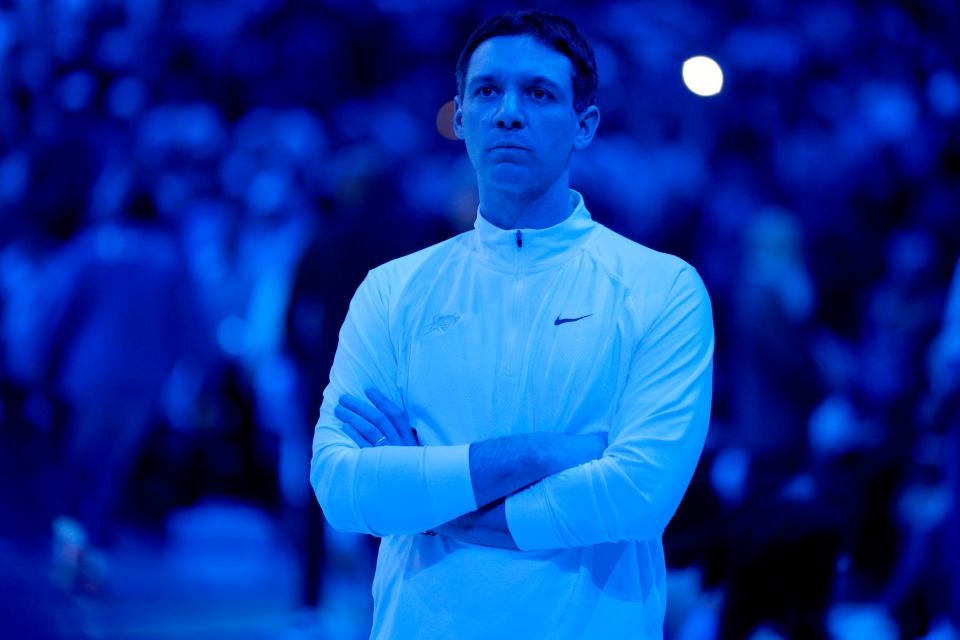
[[538, 121, 576, 152], [461, 116, 492, 160], [460, 112, 484, 142], [469, 112, 492, 132], [463, 131, 485, 169]]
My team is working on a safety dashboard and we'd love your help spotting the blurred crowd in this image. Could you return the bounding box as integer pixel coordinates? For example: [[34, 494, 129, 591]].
[[1, 0, 958, 638]]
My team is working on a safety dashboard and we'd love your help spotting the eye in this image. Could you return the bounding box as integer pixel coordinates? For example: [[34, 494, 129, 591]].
[[531, 88, 551, 100], [476, 86, 496, 97]]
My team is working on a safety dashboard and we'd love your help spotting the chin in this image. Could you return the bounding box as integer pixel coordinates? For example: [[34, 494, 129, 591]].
[[486, 166, 559, 194], [485, 164, 532, 185]]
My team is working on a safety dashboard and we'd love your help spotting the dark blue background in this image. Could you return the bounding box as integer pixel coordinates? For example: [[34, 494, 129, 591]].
[[1, 1, 958, 638]]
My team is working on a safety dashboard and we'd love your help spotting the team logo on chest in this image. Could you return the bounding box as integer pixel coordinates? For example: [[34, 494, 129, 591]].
[[422, 314, 462, 336]]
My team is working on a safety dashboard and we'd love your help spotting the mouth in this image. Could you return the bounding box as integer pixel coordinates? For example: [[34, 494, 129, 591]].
[[490, 144, 528, 151]]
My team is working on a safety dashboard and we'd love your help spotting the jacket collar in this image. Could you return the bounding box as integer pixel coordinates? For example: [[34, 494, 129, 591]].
[[472, 189, 596, 272]]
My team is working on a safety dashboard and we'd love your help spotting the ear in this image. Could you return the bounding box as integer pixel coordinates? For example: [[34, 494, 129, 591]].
[[573, 105, 601, 150], [453, 95, 465, 140]]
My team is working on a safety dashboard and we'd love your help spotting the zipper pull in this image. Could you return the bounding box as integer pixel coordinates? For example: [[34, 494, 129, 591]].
[[516, 230, 522, 248]]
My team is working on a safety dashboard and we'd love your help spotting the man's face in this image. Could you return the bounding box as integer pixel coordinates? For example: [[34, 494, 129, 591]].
[[454, 35, 587, 196]]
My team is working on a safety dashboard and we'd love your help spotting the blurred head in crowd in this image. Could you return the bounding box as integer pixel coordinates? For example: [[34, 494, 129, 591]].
[[452, 11, 601, 200]]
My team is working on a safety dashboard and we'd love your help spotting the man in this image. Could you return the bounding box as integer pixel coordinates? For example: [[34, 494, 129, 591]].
[[310, 11, 714, 639]]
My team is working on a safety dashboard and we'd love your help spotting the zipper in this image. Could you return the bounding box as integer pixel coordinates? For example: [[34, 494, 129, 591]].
[[512, 230, 528, 425], [503, 229, 525, 378], [495, 228, 527, 430], [502, 229, 525, 382]]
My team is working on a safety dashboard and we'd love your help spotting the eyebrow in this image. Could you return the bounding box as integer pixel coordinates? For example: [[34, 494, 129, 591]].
[[468, 74, 565, 93]]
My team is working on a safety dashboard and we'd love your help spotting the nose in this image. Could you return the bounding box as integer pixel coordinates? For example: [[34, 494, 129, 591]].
[[495, 91, 524, 129]]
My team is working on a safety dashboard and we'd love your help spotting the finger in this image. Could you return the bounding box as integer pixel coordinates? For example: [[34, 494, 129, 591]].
[[341, 422, 372, 448], [366, 389, 418, 445], [335, 404, 377, 445], [335, 403, 382, 446], [365, 388, 403, 421], [341, 393, 399, 440], [341, 394, 401, 443]]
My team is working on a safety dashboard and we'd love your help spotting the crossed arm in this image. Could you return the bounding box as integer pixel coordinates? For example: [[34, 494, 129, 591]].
[[310, 264, 714, 551], [333, 388, 607, 548]]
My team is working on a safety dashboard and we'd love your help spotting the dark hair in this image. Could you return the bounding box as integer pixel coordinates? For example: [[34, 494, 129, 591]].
[[455, 11, 599, 114]]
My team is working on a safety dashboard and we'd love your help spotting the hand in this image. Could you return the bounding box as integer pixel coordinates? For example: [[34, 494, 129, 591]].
[[429, 500, 517, 549], [335, 388, 420, 448], [538, 431, 608, 474]]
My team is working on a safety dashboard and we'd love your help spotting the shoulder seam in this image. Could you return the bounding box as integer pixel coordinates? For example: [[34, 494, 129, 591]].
[[643, 266, 692, 342], [581, 230, 632, 293]]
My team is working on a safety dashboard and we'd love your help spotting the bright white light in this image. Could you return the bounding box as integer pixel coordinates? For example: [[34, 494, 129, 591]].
[[682, 56, 724, 97]]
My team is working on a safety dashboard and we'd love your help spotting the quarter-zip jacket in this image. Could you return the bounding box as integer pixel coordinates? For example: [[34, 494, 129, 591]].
[[310, 190, 714, 639]]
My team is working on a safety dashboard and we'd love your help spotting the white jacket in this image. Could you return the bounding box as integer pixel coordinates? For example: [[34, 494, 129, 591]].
[[310, 190, 714, 639]]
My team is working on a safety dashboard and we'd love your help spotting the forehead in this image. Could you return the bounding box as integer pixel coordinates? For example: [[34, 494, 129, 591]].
[[466, 34, 573, 91]]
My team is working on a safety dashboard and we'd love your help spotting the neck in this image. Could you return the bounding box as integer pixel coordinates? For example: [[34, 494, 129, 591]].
[[478, 173, 573, 230]]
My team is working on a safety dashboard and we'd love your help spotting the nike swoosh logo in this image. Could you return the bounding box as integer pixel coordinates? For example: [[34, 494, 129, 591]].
[[554, 314, 592, 325]]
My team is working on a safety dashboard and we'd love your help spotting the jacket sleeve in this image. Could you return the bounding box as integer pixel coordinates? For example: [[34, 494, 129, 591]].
[[504, 266, 714, 549], [309, 267, 477, 536]]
